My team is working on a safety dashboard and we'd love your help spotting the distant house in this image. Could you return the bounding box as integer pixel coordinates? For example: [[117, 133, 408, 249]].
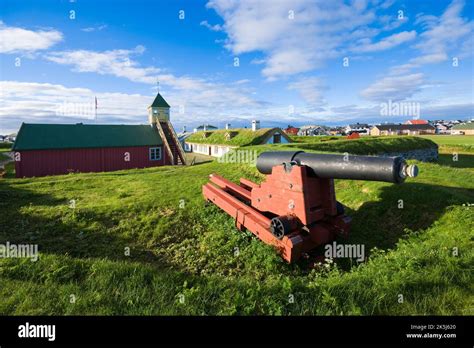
[[370, 124, 435, 136], [284, 126, 299, 135], [345, 123, 370, 135], [405, 119, 429, 125], [329, 127, 344, 136], [297, 125, 328, 136], [435, 123, 450, 134], [5, 134, 16, 142], [178, 132, 193, 152], [451, 123, 474, 135], [185, 127, 291, 158]]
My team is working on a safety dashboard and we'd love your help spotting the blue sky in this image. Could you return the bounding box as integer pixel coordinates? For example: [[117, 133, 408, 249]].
[[0, 0, 473, 133]]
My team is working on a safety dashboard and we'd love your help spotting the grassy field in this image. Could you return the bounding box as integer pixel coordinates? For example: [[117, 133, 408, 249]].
[[289, 135, 342, 143], [418, 135, 474, 147], [0, 137, 472, 315], [246, 135, 436, 156], [416, 135, 474, 163]]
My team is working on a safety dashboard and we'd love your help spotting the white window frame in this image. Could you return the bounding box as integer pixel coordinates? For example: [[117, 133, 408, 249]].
[[149, 147, 162, 161]]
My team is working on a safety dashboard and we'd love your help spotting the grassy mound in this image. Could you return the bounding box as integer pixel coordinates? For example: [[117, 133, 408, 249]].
[[186, 128, 283, 146], [289, 135, 342, 143], [239, 136, 437, 156]]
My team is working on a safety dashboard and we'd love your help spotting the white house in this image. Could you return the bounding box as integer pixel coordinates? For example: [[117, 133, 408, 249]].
[[185, 125, 291, 158]]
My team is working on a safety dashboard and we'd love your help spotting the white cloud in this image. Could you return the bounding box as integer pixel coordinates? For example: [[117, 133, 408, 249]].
[[352, 30, 416, 53], [80, 25, 107, 32], [415, 0, 473, 56], [44, 46, 160, 84], [379, 15, 408, 31], [43, 46, 218, 92], [288, 77, 326, 105], [392, 0, 473, 73], [207, 0, 379, 79], [200, 20, 222, 32], [360, 73, 426, 102], [206, 0, 418, 80], [0, 21, 63, 54], [0, 80, 268, 133], [361, 0, 473, 104]]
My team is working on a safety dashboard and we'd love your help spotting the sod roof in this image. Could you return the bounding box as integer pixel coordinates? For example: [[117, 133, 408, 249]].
[[185, 127, 290, 146], [451, 123, 474, 130], [13, 123, 163, 151]]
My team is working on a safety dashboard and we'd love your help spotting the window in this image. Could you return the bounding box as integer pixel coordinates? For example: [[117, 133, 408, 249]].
[[149, 147, 161, 161]]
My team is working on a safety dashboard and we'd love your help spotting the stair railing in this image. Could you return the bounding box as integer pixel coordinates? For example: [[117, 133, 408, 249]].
[[165, 121, 187, 165], [154, 122, 175, 165]]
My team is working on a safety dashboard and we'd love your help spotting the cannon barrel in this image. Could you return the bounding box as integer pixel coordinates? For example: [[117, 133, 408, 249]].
[[256, 151, 418, 183]]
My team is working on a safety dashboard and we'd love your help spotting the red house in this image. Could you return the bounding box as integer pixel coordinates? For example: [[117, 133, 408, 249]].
[[284, 126, 299, 135], [12, 93, 186, 178], [405, 119, 428, 125]]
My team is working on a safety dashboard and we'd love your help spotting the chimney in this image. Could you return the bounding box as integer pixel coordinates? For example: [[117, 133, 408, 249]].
[[225, 123, 231, 130], [252, 120, 260, 131]]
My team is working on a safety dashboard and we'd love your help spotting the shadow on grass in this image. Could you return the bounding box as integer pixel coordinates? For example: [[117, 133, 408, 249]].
[[437, 153, 474, 168], [345, 182, 474, 253], [0, 180, 163, 266]]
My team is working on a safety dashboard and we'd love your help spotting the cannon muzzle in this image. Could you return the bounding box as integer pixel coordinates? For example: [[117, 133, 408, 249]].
[[256, 151, 418, 183]]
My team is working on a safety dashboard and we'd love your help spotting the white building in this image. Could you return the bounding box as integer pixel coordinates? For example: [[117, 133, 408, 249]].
[[186, 126, 291, 158]]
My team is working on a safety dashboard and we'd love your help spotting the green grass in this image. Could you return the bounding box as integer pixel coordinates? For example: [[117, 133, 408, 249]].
[[0, 140, 472, 315], [241, 136, 436, 156], [186, 128, 281, 146], [289, 135, 343, 143], [0, 143, 12, 149], [418, 135, 474, 150], [0, 152, 10, 162]]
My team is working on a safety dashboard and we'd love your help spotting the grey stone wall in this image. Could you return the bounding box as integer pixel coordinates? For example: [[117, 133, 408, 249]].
[[379, 146, 438, 162]]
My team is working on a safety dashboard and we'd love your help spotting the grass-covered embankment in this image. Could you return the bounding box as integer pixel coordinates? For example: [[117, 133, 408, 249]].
[[243, 136, 437, 156], [0, 138, 472, 315]]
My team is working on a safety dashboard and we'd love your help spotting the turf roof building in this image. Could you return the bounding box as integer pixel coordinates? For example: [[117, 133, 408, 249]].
[[12, 92, 186, 178], [450, 122, 474, 135], [185, 127, 291, 157]]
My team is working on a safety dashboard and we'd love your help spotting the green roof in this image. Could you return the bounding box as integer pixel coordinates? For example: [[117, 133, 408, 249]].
[[150, 93, 170, 108], [12, 123, 162, 151], [451, 122, 474, 130], [185, 128, 290, 146]]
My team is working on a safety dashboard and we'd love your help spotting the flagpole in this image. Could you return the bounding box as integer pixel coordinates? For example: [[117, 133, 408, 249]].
[[95, 97, 97, 124]]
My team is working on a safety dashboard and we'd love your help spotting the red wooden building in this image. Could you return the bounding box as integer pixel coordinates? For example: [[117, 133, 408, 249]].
[[12, 93, 186, 178], [284, 126, 299, 135]]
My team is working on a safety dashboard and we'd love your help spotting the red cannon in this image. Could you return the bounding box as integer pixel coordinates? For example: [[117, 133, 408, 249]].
[[203, 151, 418, 263]]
